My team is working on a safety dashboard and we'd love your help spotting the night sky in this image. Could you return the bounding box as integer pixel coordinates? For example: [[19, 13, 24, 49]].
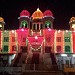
[[0, 0, 75, 30]]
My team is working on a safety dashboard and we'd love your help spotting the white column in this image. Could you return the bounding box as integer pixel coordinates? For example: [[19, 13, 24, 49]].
[[8, 56, 12, 65]]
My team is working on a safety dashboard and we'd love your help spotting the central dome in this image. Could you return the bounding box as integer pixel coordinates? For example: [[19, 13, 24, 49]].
[[32, 8, 43, 20]]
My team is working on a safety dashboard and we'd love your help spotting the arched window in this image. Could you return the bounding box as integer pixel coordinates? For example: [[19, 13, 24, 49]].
[[45, 21, 52, 28], [21, 20, 28, 28]]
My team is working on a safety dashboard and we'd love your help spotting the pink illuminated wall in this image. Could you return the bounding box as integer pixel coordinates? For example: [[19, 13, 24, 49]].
[[44, 29, 55, 46], [27, 36, 44, 53], [28, 36, 44, 45], [72, 32, 75, 53], [43, 29, 55, 53], [17, 28, 29, 50], [0, 31, 2, 52]]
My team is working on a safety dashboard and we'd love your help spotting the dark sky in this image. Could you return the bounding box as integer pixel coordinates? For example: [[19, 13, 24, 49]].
[[0, 0, 75, 30]]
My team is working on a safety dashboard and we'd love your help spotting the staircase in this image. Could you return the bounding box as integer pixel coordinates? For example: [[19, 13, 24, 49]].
[[18, 53, 27, 66], [11, 46, 59, 72], [22, 71, 64, 75], [50, 53, 57, 64], [12, 53, 22, 66], [50, 51, 58, 71]]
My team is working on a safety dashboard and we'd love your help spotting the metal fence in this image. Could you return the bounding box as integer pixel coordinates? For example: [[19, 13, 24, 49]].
[[24, 64, 59, 71], [0, 64, 62, 74]]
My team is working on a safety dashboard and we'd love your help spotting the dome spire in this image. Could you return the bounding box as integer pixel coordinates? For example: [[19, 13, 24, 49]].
[[37, 8, 40, 11]]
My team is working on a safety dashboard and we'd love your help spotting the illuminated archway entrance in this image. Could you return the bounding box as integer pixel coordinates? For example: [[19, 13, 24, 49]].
[[27, 36, 44, 53]]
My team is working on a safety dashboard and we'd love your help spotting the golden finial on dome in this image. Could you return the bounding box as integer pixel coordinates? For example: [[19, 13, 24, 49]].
[[37, 8, 40, 11]]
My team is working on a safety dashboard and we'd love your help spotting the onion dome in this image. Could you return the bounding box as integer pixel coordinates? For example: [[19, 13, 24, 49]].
[[20, 10, 30, 17], [69, 17, 75, 23], [0, 17, 4, 22], [43, 10, 53, 17], [70, 17, 75, 22], [32, 8, 43, 19]]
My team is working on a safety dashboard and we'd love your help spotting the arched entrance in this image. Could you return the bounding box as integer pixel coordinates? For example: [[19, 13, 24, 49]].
[[27, 36, 44, 53], [31, 52, 39, 64]]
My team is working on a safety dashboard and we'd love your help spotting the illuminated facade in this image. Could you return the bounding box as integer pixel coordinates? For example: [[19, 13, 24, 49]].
[[0, 8, 75, 72]]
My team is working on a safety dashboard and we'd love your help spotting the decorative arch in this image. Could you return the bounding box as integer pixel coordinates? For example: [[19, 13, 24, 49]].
[[20, 20, 28, 28], [45, 20, 52, 28]]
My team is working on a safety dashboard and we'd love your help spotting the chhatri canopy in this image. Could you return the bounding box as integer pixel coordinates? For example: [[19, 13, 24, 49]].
[[43, 10, 53, 17], [20, 10, 30, 17]]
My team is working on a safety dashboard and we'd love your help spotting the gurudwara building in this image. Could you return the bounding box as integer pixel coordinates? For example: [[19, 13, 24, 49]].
[[0, 8, 75, 73]]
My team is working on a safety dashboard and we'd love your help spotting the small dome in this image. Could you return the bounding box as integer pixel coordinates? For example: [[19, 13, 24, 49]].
[[32, 8, 43, 19], [70, 17, 75, 21], [69, 17, 75, 23], [43, 10, 53, 17], [0, 17, 4, 22], [20, 10, 30, 17]]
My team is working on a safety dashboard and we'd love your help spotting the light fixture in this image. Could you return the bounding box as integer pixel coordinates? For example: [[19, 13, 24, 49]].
[[37, 8, 40, 11], [72, 24, 75, 29], [12, 30, 15, 33], [58, 30, 60, 33], [21, 29, 24, 31], [66, 30, 68, 33], [73, 54, 75, 57], [35, 36, 38, 39], [12, 54, 16, 59], [48, 28, 51, 31], [0, 24, 2, 27], [61, 54, 67, 57]]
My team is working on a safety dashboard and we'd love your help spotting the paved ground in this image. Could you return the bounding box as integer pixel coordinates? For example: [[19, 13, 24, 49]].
[[0, 71, 64, 75]]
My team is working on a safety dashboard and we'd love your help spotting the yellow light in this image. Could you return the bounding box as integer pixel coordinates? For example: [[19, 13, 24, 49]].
[[66, 30, 68, 32], [58, 30, 60, 33], [72, 24, 75, 29], [0, 24, 2, 27], [12, 30, 15, 33], [37, 8, 40, 11]]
